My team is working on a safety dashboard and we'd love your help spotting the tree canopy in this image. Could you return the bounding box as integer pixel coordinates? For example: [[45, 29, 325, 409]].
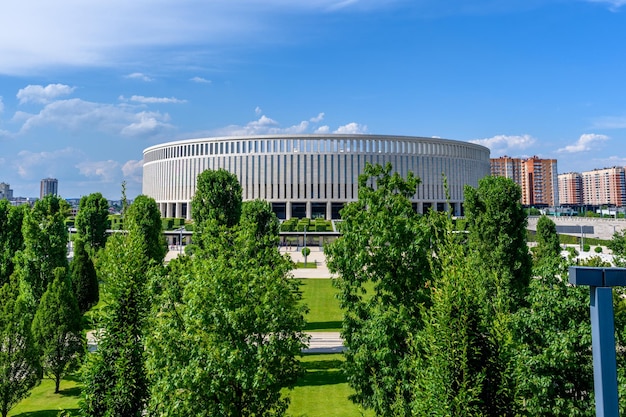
[[75, 192, 110, 251], [16, 194, 69, 302], [325, 162, 432, 416], [31, 267, 84, 393], [191, 168, 243, 231], [0, 277, 41, 417]]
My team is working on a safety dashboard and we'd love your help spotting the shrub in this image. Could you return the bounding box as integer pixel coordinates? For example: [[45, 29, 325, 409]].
[[583, 244, 591, 252], [595, 246, 603, 253]]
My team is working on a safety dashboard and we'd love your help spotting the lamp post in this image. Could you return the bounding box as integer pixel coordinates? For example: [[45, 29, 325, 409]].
[[176, 226, 185, 254]]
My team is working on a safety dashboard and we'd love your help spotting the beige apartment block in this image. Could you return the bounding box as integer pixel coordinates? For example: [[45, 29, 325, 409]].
[[581, 167, 626, 207], [558, 172, 583, 205]]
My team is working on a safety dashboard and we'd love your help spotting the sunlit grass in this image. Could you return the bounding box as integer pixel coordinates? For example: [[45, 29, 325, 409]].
[[9, 376, 81, 417]]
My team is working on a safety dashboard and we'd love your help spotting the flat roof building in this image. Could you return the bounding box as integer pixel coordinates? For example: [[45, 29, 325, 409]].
[[40, 178, 58, 199], [581, 167, 626, 207], [143, 134, 491, 220], [491, 155, 558, 207]]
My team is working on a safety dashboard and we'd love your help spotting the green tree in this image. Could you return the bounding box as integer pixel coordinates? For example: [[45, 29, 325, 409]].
[[16, 194, 69, 302], [81, 197, 163, 417], [461, 175, 532, 416], [191, 168, 243, 231], [608, 230, 626, 267], [0, 277, 41, 417], [412, 213, 498, 416], [124, 195, 166, 264], [464, 176, 532, 309], [31, 267, 84, 393], [81, 233, 154, 417], [70, 237, 100, 314], [146, 188, 307, 416], [0, 201, 26, 286], [301, 246, 310, 266], [533, 215, 562, 264], [325, 162, 432, 416], [75, 192, 110, 252], [513, 254, 594, 415]]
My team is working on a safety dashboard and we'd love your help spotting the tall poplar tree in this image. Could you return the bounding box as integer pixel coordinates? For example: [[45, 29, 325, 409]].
[[0, 201, 26, 286], [0, 277, 41, 417], [75, 192, 110, 252], [31, 267, 84, 393], [462, 176, 533, 416], [16, 194, 69, 302], [325, 162, 432, 416], [81, 196, 163, 417], [70, 237, 99, 314]]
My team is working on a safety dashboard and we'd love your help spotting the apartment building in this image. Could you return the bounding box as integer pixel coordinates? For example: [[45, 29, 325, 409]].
[[40, 178, 58, 199], [490, 155, 558, 206], [581, 167, 626, 207], [557, 172, 583, 205]]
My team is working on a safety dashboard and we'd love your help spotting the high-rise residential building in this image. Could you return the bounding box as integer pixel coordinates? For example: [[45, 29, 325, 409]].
[[581, 167, 626, 207], [0, 182, 13, 200], [40, 178, 58, 199], [558, 172, 583, 205], [490, 155, 558, 207]]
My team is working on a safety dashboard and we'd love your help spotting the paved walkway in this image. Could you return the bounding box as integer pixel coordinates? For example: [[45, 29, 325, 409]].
[[87, 330, 344, 353], [279, 246, 334, 279]]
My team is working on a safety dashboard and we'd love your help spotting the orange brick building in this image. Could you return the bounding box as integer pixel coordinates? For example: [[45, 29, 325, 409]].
[[490, 156, 558, 207]]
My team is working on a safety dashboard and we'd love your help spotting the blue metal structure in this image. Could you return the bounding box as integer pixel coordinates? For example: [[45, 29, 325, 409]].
[[569, 267, 626, 417]]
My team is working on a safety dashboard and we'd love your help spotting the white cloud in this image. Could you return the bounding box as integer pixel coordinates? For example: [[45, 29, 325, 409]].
[[0, 1, 404, 75], [15, 147, 82, 179], [310, 112, 325, 123], [592, 115, 626, 129], [557, 133, 609, 153], [586, 0, 626, 11], [214, 113, 368, 136], [125, 72, 153, 82], [17, 84, 75, 104], [255, 106, 263, 116], [469, 134, 536, 156], [121, 111, 174, 137], [334, 122, 367, 134], [122, 159, 144, 184], [76, 160, 121, 182], [120, 95, 187, 104], [190, 76, 211, 84], [14, 98, 173, 138]]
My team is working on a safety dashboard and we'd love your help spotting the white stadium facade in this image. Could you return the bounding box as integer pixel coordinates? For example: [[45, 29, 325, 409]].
[[142, 134, 490, 220]]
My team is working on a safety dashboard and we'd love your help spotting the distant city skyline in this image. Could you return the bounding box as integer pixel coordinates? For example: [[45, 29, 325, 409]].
[[1, 1, 626, 200]]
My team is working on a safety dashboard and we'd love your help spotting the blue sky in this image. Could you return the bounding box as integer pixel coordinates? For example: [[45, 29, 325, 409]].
[[1, 0, 625, 200]]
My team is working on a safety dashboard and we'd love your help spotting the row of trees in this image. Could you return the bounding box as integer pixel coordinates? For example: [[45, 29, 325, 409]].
[[0, 193, 107, 417], [79, 169, 308, 417], [6, 163, 626, 416], [326, 163, 626, 416]]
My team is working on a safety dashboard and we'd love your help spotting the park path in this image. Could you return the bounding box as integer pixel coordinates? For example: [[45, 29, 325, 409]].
[[87, 330, 343, 353]]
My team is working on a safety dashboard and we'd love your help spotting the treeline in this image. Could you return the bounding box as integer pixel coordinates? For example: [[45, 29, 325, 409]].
[[0, 171, 308, 417], [326, 163, 626, 416], [5, 163, 626, 417]]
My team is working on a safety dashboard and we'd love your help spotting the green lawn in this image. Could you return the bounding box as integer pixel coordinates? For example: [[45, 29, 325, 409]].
[[297, 279, 343, 332], [12, 279, 368, 416], [286, 354, 373, 417], [9, 376, 81, 417]]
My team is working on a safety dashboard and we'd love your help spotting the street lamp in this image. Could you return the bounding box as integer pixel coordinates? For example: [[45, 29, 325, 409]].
[[176, 226, 185, 254]]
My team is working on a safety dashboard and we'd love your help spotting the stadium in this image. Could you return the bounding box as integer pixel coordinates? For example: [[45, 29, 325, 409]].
[[142, 134, 490, 220]]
